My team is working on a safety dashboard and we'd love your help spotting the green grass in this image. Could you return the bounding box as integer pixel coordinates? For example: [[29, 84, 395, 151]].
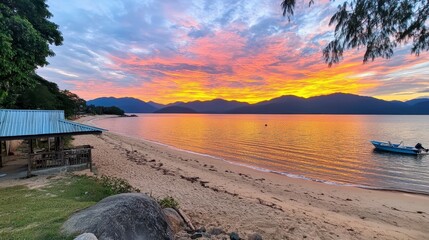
[[0, 175, 118, 240], [158, 196, 179, 209]]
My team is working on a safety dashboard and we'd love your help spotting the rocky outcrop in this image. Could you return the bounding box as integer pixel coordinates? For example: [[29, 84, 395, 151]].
[[74, 233, 98, 240], [63, 193, 174, 240], [229, 232, 240, 240], [163, 208, 186, 233]]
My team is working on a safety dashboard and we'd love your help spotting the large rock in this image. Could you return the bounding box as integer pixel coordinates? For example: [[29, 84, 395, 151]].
[[230, 232, 240, 240], [63, 193, 174, 240], [163, 208, 186, 233], [74, 233, 98, 240], [248, 233, 263, 240]]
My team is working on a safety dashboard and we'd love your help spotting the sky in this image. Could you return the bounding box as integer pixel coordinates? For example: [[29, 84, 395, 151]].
[[37, 0, 429, 104]]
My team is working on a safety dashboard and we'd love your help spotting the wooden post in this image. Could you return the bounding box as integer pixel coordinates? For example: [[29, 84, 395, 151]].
[[0, 141, 3, 168], [27, 139, 33, 177], [59, 137, 65, 165], [89, 148, 93, 172], [59, 137, 63, 150], [29, 139, 34, 154], [5, 141, 9, 156], [54, 137, 59, 151]]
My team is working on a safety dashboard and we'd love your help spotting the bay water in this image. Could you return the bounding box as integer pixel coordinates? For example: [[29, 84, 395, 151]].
[[94, 114, 429, 194]]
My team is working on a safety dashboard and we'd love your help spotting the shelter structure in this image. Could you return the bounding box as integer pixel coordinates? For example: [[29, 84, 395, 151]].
[[0, 109, 105, 177]]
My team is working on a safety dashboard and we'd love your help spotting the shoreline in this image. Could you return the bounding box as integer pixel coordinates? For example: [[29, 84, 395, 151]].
[[109, 131, 429, 196], [75, 115, 429, 239], [87, 115, 429, 197]]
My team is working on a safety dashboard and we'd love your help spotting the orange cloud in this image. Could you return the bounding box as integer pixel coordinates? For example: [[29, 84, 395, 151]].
[[37, 0, 429, 103], [104, 28, 424, 104]]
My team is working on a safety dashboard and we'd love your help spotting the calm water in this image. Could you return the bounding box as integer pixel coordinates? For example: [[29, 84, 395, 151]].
[[94, 114, 429, 194]]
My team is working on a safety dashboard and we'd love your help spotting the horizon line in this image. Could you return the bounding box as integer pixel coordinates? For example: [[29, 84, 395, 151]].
[[86, 92, 429, 105]]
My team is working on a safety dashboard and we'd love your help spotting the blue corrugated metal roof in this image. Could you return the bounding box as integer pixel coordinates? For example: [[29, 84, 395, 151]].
[[0, 109, 105, 140]]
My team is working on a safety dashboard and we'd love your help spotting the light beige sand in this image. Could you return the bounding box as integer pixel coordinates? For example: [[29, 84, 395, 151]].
[[76, 115, 429, 240]]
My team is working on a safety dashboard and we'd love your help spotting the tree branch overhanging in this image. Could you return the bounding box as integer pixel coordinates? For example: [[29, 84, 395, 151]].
[[281, 0, 429, 66]]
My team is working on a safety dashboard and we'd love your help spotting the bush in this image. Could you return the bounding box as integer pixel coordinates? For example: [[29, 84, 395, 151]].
[[99, 175, 140, 195], [86, 105, 125, 115], [158, 196, 179, 209]]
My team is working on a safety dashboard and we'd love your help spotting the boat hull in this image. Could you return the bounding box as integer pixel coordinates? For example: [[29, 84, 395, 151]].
[[370, 141, 428, 155]]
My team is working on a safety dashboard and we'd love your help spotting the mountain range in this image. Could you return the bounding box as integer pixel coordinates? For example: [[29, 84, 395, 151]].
[[87, 97, 157, 113], [87, 93, 429, 114]]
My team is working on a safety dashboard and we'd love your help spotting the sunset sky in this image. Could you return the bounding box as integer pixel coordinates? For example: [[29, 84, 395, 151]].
[[37, 0, 429, 104]]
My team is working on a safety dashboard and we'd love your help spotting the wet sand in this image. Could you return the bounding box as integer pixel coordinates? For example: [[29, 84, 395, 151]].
[[75, 115, 429, 239]]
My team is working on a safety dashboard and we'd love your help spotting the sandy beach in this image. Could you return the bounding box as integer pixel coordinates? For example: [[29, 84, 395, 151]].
[[76, 115, 429, 240]]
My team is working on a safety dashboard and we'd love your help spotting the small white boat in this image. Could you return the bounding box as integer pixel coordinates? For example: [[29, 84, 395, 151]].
[[370, 141, 429, 155]]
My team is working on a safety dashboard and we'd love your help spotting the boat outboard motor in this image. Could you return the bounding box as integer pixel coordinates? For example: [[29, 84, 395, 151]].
[[415, 143, 429, 153]]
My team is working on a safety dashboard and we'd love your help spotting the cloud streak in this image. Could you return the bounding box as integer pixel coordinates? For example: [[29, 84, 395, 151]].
[[37, 0, 429, 103]]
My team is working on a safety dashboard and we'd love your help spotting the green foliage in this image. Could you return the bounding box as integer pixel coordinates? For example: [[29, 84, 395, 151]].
[[86, 105, 125, 116], [0, 175, 119, 240], [58, 90, 87, 118], [62, 136, 74, 148], [10, 73, 123, 118], [158, 196, 179, 209], [15, 81, 57, 109], [13, 74, 86, 118], [98, 175, 140, 195], [0, 0, 63, 106], [281, 0, 429, 65]]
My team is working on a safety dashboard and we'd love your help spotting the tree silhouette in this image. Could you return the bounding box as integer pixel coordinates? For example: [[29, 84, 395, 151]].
[[0, 0, 63, 105], [281, 0, 429, 66]]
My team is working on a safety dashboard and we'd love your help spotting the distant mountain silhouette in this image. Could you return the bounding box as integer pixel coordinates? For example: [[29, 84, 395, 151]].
[[147, 101, 165, 109], [410, 101, 429, 114], [87, 97, 157, 113], [171, 99, 249, 113], [230, 93, 413, 114], [256, 95, 303, 106], [154, 106, 197, 113], [87, 93, 429, 114], [166, 101, 186, 107], [406, 98, 429, 106]]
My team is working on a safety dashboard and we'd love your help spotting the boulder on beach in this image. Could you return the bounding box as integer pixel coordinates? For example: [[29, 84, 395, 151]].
[[230, 232, 240, 240], [62, 193, 174, 240], [74, 233, 98, 240], [163, 208, 186, 233]]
